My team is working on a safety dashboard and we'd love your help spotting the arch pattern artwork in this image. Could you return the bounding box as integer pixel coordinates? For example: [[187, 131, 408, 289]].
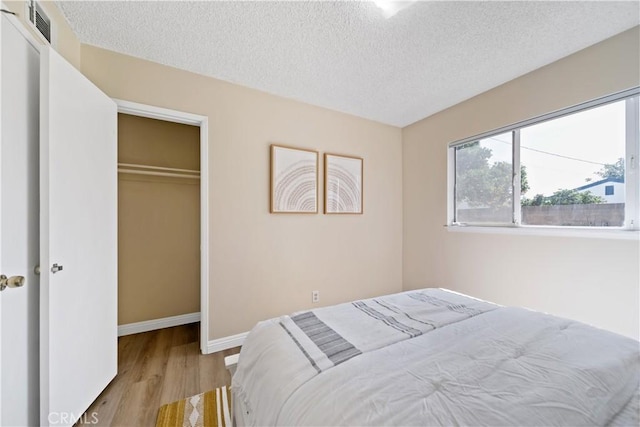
[[325, 154, 363, 214], [271, 145, 318, 213]]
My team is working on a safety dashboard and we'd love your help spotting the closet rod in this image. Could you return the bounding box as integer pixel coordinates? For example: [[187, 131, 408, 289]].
[[118, 169, 200, 179], [117, 162, 200, 174]]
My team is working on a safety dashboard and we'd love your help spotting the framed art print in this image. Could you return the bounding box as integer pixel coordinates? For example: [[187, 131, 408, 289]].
[[324, 153, 363, 214], [270, 144, 319, 213]]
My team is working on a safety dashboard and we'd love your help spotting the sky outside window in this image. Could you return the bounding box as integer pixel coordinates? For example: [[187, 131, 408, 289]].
[[520, 101, 625, 196], [478, 100, 626, 197]]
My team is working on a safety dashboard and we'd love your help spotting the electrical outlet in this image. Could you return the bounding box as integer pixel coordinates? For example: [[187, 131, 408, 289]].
[[312, 290, 320, 303]]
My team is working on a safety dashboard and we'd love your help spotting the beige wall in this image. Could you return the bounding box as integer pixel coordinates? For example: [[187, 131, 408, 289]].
[[4, 1, 80, 69], [118, 114, 201, 325], [80, 45, 403, 339], [403, 26, 640, 339]]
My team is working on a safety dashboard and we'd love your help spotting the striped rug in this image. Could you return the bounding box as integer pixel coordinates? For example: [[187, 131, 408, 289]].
[[156, 386, 232, 427]]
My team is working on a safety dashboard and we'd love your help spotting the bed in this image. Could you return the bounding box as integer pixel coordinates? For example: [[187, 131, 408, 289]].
[[231, 288, 639, 426]]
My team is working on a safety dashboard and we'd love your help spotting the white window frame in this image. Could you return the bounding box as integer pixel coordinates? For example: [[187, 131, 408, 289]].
[[447, 88, 640, 240]]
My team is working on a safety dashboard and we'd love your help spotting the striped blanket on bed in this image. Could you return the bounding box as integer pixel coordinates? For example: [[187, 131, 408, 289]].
[[232, 288, 498, 426], [278, 289, 494, 373]]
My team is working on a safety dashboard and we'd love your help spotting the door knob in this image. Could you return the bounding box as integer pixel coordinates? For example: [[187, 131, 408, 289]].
[[0, 275, 25, 291]]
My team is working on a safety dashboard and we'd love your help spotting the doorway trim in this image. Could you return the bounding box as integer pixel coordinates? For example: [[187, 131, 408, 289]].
[[113, 99, 210, 354]]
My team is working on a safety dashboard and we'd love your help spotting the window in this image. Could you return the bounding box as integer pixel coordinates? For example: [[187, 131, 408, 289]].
[[449, 89, 639, 231]]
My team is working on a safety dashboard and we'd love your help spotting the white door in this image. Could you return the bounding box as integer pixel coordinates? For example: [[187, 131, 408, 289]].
[[40, 46, 118, 425], [0, 13, 41, 426]]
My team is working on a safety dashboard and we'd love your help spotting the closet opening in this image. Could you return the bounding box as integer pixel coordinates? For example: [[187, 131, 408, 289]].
[[114, 100, 210, 354]]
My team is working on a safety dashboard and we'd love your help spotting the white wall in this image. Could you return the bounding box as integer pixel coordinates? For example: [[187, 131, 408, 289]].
[[403, 27, 640, 340]]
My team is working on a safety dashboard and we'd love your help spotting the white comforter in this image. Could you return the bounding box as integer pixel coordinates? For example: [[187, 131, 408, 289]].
[[232, 289, 640, 426]]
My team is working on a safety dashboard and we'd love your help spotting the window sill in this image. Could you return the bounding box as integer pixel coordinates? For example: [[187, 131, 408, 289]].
[[446, 225, 640, 241]]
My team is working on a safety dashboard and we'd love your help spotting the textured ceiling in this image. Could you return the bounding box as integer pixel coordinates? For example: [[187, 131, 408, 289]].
[[57, 1, 639, 127]]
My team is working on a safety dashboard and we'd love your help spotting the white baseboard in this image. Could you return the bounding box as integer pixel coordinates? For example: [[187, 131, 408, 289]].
[[206, 331, 248, 354], [118, 312, 201, 337]]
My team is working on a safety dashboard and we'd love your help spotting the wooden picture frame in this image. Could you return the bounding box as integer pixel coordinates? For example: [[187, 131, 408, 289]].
[[270, 144, 319, 213], [324, 153, 363, 214]]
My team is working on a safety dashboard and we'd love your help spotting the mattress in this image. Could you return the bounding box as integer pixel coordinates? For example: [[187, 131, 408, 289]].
[[232, 288, 640, 426]]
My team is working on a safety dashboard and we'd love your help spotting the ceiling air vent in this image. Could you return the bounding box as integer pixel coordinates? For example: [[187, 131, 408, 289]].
[[28, 1, 51, 43]]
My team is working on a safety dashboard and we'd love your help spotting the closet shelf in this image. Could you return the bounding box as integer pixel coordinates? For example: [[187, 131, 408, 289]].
[[118, 162, 200, 179]]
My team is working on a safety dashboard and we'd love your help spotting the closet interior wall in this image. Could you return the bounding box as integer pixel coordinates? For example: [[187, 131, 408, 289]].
[[118, 113, 201, 325]]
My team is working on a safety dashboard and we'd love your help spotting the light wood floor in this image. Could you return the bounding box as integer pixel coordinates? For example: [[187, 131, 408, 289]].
[[79, 323, 240, 426]]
